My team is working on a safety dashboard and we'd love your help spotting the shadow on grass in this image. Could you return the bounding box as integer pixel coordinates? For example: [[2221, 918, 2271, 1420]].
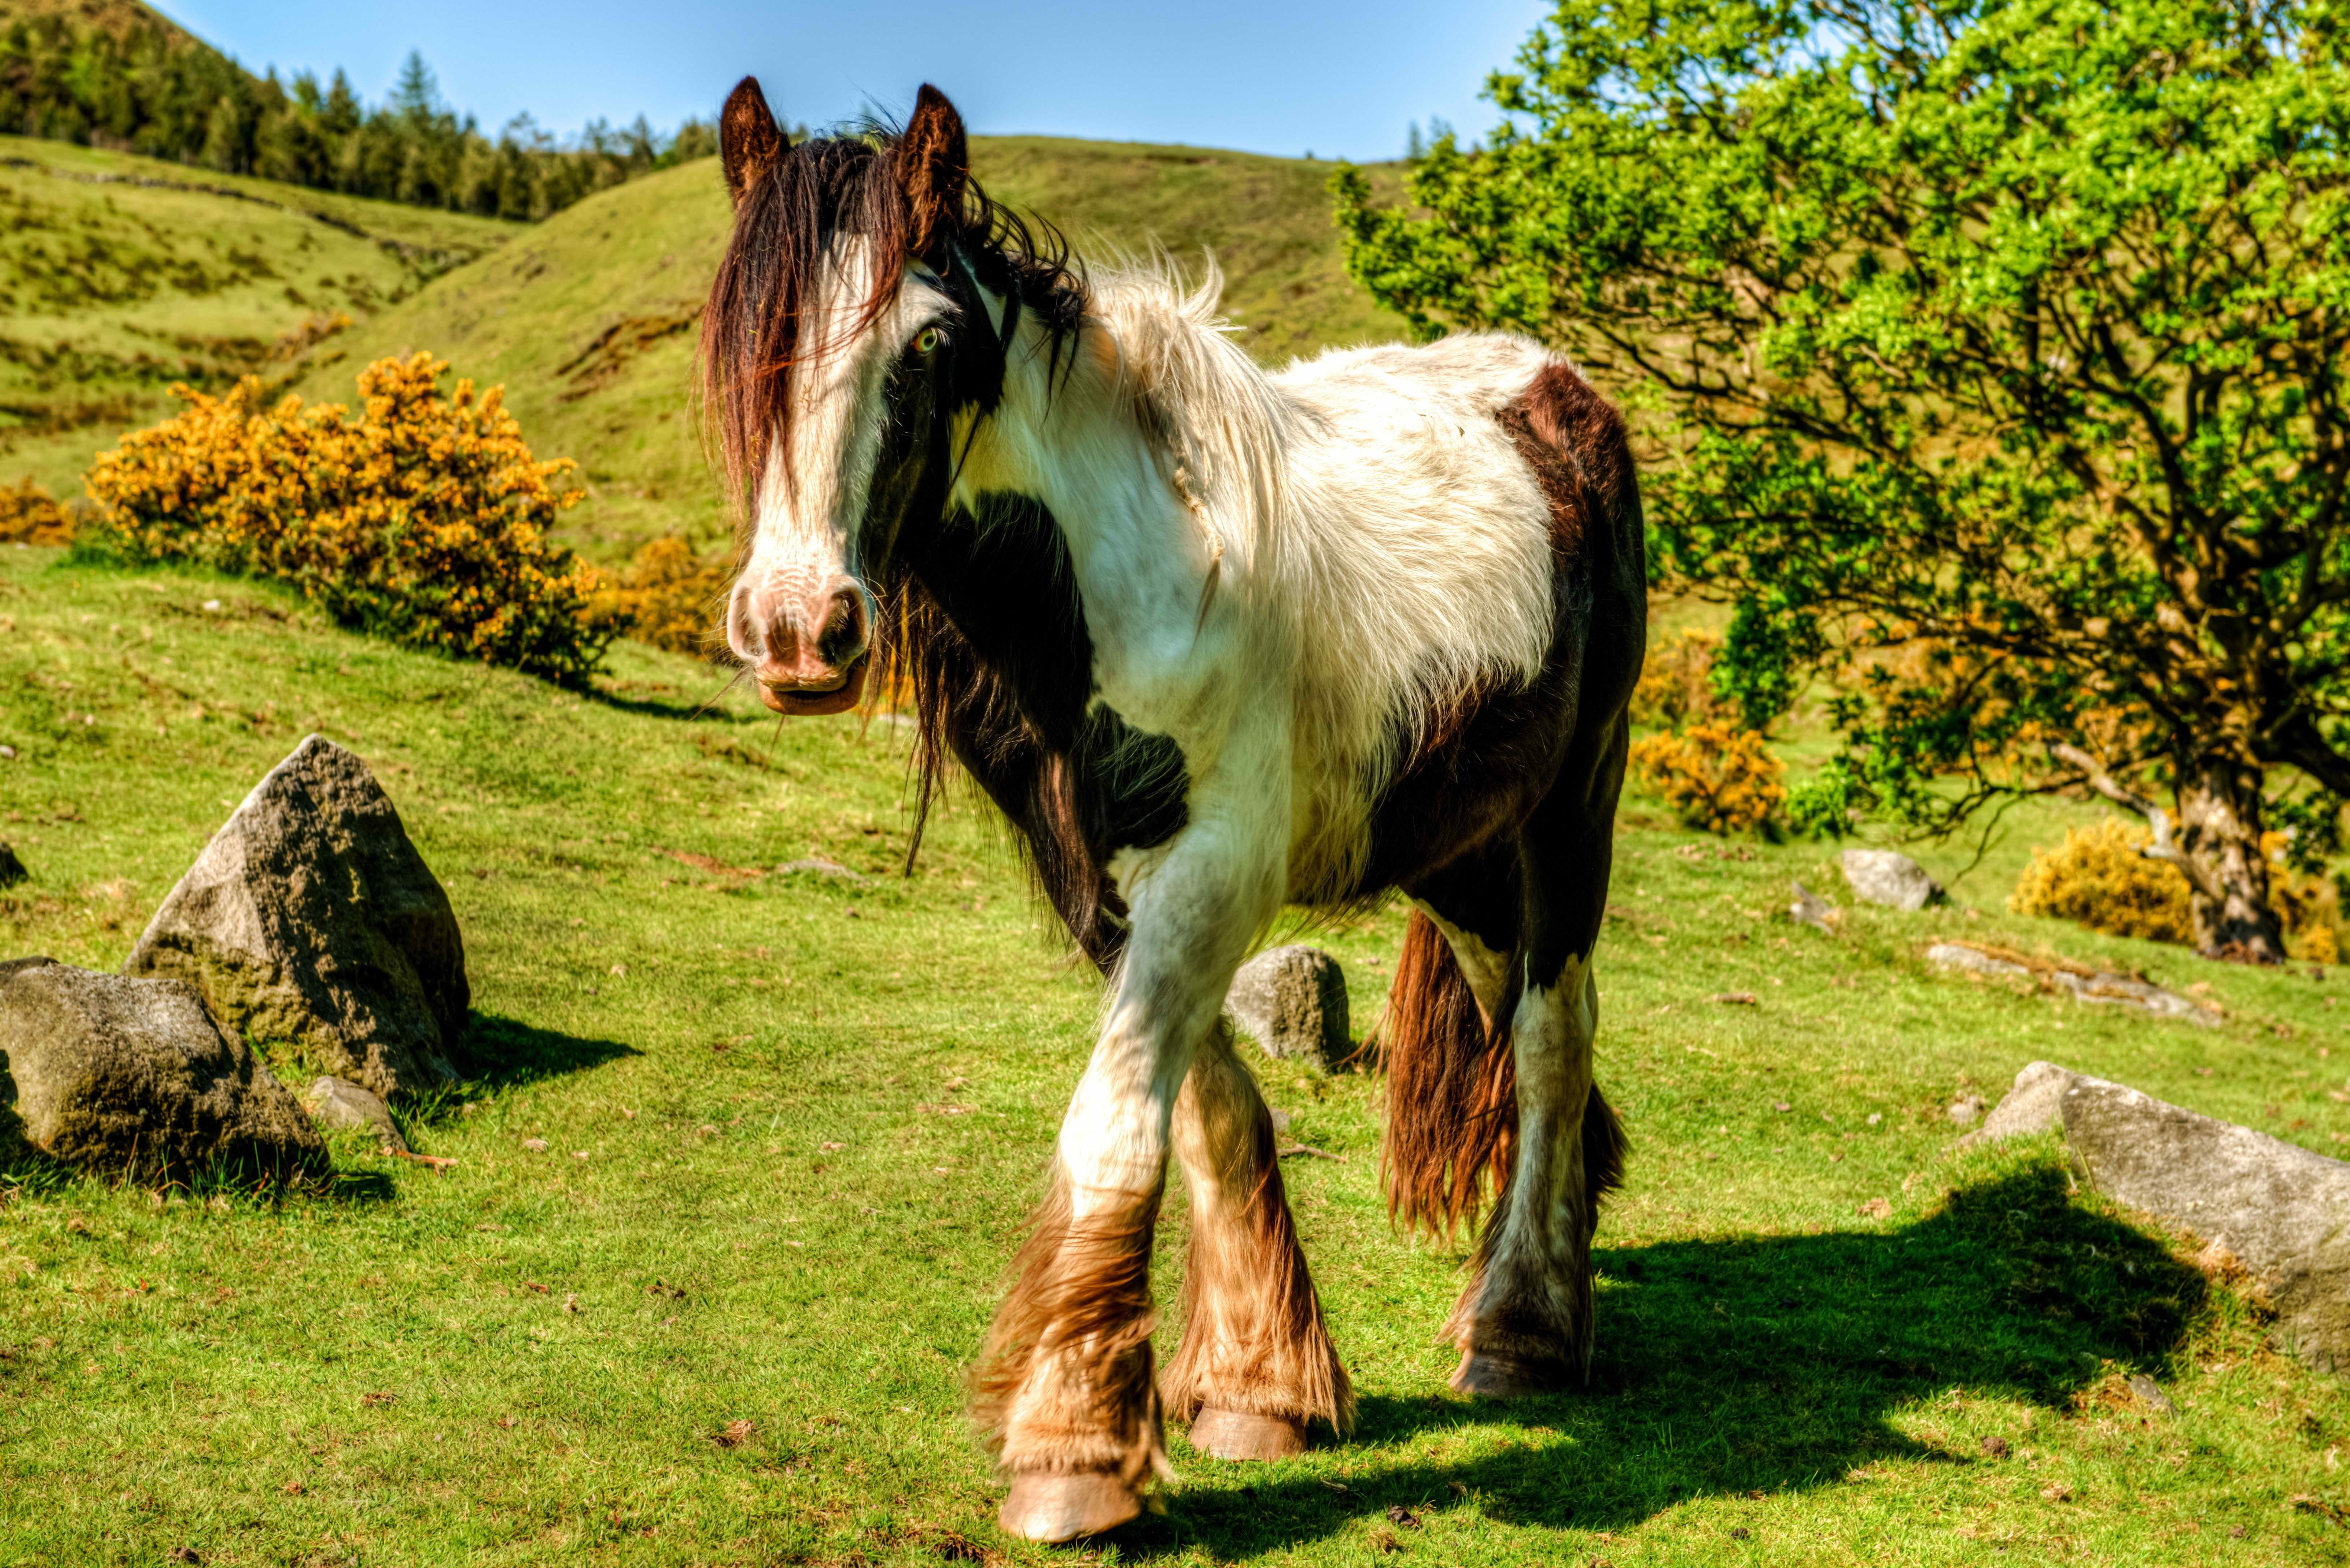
[[453, 1013, 638, 1097], [1132, 1162, 2205, 1555]]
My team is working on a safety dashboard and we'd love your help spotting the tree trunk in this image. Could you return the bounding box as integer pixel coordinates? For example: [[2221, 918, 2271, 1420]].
[[2175, 754, 2289, 964]]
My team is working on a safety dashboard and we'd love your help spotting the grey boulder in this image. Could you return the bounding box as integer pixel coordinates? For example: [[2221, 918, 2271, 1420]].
[[1842, 848, 1945, 911], [0, 957, 325, 1178], [1226, 946, 1350, 1071], [124, 735, 468, 1099], [306, 1074, 407, 1154], [1967, 1061, 2350, 1370]]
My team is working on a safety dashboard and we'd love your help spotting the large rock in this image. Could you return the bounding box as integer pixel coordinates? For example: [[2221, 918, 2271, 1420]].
[[1967, 1061, 2350, 1370], [124, 735, 468, 1099], [1841, 848, 1945, 911], [0, 957, 325, 1178], [1225, 946, 1350, 1071], [1966, 1059, 2078, 1141]]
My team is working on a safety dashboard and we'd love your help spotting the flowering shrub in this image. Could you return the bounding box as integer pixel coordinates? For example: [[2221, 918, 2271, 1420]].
[[1629, 721, 1786, 834], [82, 354, 611, 682], [2011, 817, 2341, 957], [2009, 817, 2193, 944], [588, 535, 731, 657], [0, 477, 73, 546], [1632, 627, 1729, 729]]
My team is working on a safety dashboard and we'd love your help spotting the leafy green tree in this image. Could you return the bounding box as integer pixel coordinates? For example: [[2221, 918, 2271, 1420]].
[[1336, 0, 2350, 963]]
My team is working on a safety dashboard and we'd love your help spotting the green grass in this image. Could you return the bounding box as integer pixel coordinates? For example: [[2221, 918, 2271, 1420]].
[[289, 142, 1408, 567], [0, 134, 518, 500], [2, 546, 2346, 1565]]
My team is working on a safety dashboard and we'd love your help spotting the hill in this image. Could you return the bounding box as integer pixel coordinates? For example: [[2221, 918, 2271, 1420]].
[[0, 546, 2343, 1561], [292, 140, 1411, 563], [0, 133, 516, 497]]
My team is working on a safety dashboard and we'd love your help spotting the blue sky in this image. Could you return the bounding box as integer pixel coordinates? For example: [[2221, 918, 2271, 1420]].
[[163, 1, 1551, 160]]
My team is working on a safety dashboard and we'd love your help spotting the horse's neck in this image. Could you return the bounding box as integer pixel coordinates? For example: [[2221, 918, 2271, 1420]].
[[958, 309, 1235, 708]]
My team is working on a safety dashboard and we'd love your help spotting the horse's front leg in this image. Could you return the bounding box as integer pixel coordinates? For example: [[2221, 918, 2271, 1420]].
[[1162, 1021, 1353, 1457], [983, 771, 1286, 1543]]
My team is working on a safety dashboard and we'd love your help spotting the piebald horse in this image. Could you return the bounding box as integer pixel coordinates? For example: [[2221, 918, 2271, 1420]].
[[702, 80, 1645, 1543]]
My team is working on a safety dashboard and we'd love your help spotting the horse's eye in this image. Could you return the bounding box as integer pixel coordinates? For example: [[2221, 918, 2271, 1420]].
[[914, 327, 942, 355]]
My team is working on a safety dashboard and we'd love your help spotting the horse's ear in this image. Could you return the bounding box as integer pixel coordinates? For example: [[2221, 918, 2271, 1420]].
[[896, 84, 969, 256], [720, 76, 785, 207]]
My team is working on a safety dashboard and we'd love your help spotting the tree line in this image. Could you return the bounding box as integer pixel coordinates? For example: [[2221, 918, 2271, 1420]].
[[0, 13, 716, 221]]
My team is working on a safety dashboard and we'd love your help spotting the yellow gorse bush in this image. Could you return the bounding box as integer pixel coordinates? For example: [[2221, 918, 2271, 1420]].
[[83, 353, 612, 682], [1629, 721, 1787, 834], [588, 535, 731, 657], [0, 477, 74, 546], [2009, 817, 2195, 944], [2011, 815, 2342, 957], [1632, 627, 1730, 729]]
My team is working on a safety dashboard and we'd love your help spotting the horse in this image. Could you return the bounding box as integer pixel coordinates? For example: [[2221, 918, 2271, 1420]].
[[700, 78, 1647, 1544]]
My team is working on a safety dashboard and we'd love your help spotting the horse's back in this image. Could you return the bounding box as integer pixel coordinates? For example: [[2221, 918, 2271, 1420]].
[[1269, 332, 1644, 903]]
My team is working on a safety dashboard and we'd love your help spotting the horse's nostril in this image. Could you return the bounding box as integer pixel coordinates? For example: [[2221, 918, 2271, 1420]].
[[816, 587, 867, 666]]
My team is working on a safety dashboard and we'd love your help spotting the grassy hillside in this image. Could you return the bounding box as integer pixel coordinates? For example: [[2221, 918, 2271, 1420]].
[[0, 133, 516, 498], [2, 545, 2346, 1563], [292, 142, 1410, 564]]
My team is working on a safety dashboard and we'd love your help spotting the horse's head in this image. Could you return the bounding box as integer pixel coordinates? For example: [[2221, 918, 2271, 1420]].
[[702, 78, 1034, 716]]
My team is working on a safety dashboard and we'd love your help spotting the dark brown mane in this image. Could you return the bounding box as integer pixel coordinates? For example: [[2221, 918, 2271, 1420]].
[[698, 117, 1086, 526]]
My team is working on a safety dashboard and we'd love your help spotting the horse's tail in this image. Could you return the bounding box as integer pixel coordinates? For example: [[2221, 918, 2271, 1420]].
[[1379, 909, 1516, 1238]]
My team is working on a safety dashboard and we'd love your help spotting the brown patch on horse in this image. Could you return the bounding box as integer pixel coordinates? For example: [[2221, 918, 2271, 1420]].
[[1356, 360, 1641, 897], [1496, 361, 1632, 561], [1378, 909, 1517, 1238], [1163, 1026, 1354, 1433], [971, 1171, 1168, 1481]]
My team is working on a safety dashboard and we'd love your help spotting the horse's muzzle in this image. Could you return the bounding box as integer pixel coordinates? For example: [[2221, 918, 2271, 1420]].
[[746, 577, 871, 716], [757, 652, 869, 716]]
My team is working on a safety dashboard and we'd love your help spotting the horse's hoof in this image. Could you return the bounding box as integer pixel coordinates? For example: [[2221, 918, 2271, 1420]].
[[1450, 1349, 1572, 1398], [998, 1471, 1142, 1543], [1189, 1406, 1310, 1460]]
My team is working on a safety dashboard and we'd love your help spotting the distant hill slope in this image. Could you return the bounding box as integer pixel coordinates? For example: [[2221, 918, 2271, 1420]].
[[294, 139, 1411, 563], [1, 0, 194, 45], [0, 134, 517, 496]]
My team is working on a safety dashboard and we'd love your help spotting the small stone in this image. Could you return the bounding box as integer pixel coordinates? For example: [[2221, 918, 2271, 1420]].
[[1925, 942, 2032, 978], [1866, 1113, 1882, 1126], [1773, 1101, 1792, 1113], [521, 1137, 548, 1152], [305, 1075, 407, 1154], [2127, 1374, 2176, 1415], [1225, 946, 1349, 1071], [1981, 1436, 2009, 1457], [0, 744, 15, 760], [0, 841, 25, 889], [775, 856, 869, 884], [1841, 848, 1945, 911], [1947, 1095, 1986, 1126], [0, 957, 326, 1178], [1788, 881, 1839, 934]]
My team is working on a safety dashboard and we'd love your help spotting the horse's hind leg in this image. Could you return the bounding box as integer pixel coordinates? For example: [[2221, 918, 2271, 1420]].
[[1163, 1021, 1351, 1457], [1448, 722, 1629, 1394]]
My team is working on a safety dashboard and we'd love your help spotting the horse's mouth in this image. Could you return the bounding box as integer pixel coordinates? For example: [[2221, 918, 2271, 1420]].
[[759, 654, 868, 716]]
